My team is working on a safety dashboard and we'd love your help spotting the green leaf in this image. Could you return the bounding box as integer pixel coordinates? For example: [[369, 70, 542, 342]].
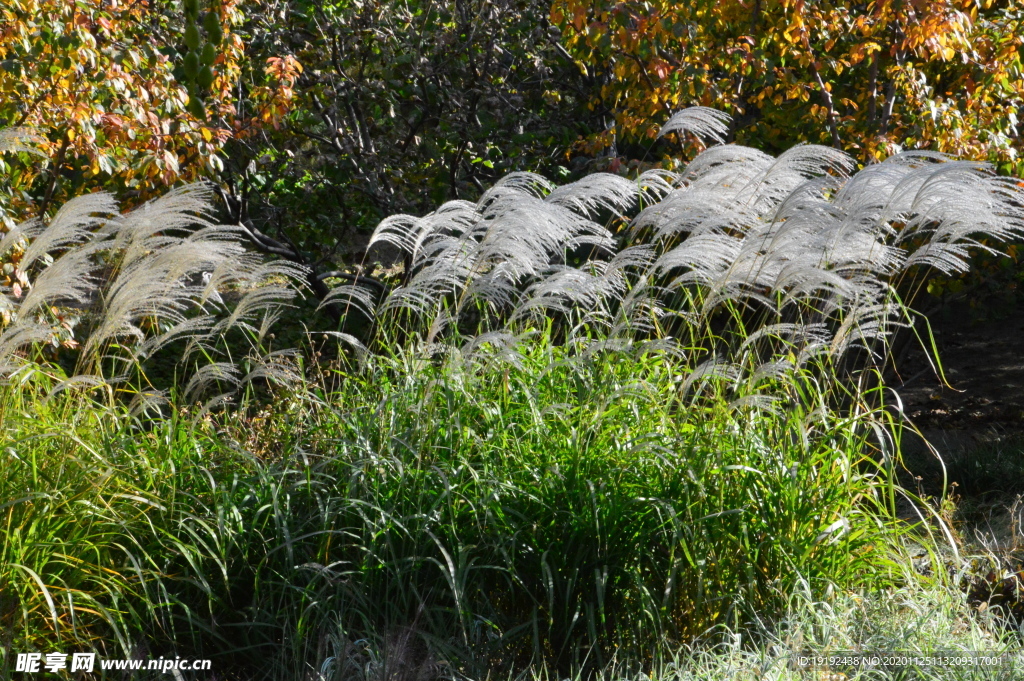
[[185, 22, 201, 51]]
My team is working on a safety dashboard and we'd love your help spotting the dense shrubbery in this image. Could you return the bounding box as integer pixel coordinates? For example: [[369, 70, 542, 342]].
[[552, 0, 1024, 168]]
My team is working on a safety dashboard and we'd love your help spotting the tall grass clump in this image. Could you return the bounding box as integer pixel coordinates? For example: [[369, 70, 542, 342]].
[[0, 332, 905, 679], [0, 128, 305, 407], [547, 580, 1016, 681], [344, 107, 1024, 406], [284, 336, 906, 677], [2, 109, 1023, 679]]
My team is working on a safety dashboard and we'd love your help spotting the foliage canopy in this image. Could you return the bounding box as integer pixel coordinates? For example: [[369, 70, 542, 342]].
[[0, 0, 300, 223], [552, 0, 1024, 172]]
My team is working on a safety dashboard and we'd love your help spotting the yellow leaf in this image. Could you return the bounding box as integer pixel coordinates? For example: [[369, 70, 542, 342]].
[[201, 127, 213, 142]]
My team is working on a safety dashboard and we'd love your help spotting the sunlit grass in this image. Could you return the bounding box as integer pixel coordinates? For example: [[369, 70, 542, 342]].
[[0, 330, 919, 679]]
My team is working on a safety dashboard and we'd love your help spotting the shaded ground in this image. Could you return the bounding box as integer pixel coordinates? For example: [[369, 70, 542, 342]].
[[891, 302, 1024, 623], [897, 301, 1024, 436], [894, 301, 1024, 500], [894, 301, 1024, 508]]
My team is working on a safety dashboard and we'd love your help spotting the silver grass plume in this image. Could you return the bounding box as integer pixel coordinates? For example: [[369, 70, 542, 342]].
[[368, 172, 622, 329], [18, 192, 119, 272], [0, 222, 39, 261], [459, 330, 526, 370], [680, 356, 741, 398], [17, 244, 104, 317], [128, 388, 170, 418], [0, 177, 303, 395], [658, 107, 732, 145], [241, 348, 304, 390], [544, 173, 638, 217], [328, 107, 1024, 412], [45, 374, 109, 400], [0, 324, 52, 374]]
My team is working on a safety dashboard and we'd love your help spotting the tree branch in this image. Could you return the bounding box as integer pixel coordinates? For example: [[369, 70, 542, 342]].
[[802, 35, 842, 149], [214, 183, 345, 325]]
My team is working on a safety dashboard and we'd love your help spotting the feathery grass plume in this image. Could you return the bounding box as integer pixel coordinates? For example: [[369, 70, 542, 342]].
[[735, 143, 854, 207], [591, 245, 661, 332], [657, 106, 733, 145], [630, 188, 757, 245], [319, 330, 370, 368], [0, 221, 44, 261], [241, 348, 304, 390], [333, 107, 1023, 418], [0, 161, 304, 398], [0, 193, 117, 350], [363, 171, 626, 340], [510, 245, 656, 336], [679, 356, 741, 398], [182, 361, 243, 404], [318, 280, 378, 319], [369, 200, 478, 262], [44, 374, 110, 401], [544, 172, 638, 217], [898, 164, 1023, 274], [636, 168, 680, 205], [191, 391, 236, 424], [18, 192, 119, 272], [84, 236, 229, 359], [15, 247, 97, 319], [828, 299, 905, 361], [643, 119, 1018, 397], [512, 266, 606, 321], [127, 387, 170, 418], [208, 263, 304, 337], [459, 330, 526, 370], [676, 145, 777, 203], [0, 323, 53, 373], [78, 193, 304, 374]]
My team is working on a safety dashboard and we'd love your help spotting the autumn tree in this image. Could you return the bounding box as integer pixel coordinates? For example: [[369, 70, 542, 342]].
[[0, 0, 300, 225], [551, 0, 1024, 172], [0, 0, 315, 350]]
